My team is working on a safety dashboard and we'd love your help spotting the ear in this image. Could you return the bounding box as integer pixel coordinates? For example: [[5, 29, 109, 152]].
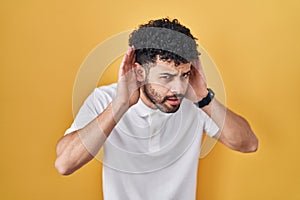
[[134, 62, 146, 82]]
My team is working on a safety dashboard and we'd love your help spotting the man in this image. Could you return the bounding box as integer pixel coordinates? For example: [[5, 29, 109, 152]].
[[55, 18, 258, 200]]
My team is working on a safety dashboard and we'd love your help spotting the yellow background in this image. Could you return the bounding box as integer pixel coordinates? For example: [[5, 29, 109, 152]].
[[1, 0, 300, 199]]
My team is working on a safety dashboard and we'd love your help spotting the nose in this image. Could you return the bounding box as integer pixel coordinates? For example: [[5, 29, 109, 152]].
[[168, 78, 187, 95]]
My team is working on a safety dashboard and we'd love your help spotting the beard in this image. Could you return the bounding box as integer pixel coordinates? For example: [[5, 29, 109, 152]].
[[143, 84, 183, 113]]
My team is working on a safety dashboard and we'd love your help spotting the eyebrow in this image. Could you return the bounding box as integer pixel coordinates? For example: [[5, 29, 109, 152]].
[[159, 70, 191, 76], [159, 72, 178, 76]]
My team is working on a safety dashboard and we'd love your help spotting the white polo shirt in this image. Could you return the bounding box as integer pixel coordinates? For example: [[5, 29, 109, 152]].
[[65, 83, 219, 200]]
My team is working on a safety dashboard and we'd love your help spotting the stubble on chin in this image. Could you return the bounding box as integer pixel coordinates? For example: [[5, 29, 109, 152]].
[[143, 84, 164, 104], [144, 84, 181, 113]]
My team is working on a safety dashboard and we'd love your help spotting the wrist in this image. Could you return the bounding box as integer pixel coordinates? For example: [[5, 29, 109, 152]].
[[195, 88, 215, 108], [111, 99, 129, 122], [194, 89, 209, 103]]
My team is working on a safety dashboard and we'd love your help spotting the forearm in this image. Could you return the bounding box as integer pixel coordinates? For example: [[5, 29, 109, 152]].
[[55, 99, 128, 175], [202, 98, 258, 152]]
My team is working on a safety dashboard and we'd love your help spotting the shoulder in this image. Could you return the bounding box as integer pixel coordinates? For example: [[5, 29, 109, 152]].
[[180, 98, 209, 120], [93, 83, 117, 101], [94, 83, 117, 96], [83, 83, 117, 113], [180, 98, 198, 114]]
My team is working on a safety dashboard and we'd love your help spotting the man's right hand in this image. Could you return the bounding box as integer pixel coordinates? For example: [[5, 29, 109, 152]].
[[55, 46, 141, 175], [115, 46, 140, 108]]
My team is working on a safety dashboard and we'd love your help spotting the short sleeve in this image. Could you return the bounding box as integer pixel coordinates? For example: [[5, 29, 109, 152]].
[[199, 109, 219, 137], [64, 84, 117, 135]]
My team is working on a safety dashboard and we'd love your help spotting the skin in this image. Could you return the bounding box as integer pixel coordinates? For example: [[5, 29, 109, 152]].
[[139, 59, 191, 113], [55, 46, 258, 175]]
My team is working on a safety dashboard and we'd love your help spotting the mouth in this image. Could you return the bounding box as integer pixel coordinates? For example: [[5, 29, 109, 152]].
[[165, 97, 181, 105]]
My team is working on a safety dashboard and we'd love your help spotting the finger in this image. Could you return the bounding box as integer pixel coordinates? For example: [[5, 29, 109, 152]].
[[197, 62, 207, 83], [120, 47, 134, 77], [191, 58, 207, 82], [119, 49, 130, 77], [131, 53, 136, 70], [124, 46, 135, 72], [119, 55, 127, 77], [131, 47, 136, 66], [127, 46, 136, 67], [191, 58, 200, 71], [189, 64, 199, 80]]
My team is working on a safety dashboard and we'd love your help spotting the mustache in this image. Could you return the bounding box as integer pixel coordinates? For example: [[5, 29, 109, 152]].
[[162, 94, 184, 103]]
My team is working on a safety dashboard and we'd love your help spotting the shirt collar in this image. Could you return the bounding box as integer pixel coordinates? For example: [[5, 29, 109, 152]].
[[133, 98, 172, 118]]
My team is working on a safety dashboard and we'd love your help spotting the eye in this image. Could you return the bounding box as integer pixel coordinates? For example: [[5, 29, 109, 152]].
[[160, 74, 172, 79], [182, 72, 191, 79]]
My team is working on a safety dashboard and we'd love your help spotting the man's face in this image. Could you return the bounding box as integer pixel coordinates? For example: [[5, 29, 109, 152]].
[[141, 59, 191, 113]]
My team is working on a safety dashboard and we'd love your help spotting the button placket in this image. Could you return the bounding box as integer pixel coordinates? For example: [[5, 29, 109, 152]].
[[148, 111, 163, 152]]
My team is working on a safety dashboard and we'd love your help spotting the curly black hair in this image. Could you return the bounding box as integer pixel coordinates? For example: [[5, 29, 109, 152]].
[[129, 18, 199, 66]]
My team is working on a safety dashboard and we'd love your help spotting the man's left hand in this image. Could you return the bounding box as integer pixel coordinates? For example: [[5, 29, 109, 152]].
[[186, 58, 208, 103]]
